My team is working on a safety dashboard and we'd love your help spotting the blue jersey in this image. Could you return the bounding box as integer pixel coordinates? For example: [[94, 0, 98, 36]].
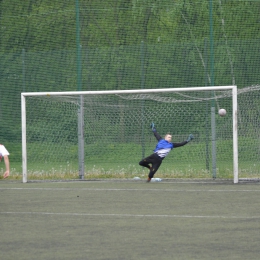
[[154, 139, 174, 158]]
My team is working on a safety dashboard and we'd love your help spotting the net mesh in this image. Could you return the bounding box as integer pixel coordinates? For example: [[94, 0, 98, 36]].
[[1, 0, 260, 179], [23, 86, 260, 180]]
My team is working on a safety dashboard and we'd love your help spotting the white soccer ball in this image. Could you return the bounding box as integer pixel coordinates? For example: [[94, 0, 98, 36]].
[[218, 108, 226, 117]]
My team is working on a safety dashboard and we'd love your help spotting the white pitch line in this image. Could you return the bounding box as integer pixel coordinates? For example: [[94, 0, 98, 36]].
[[0, 211, 260, 219], [0, 187, 260, 192]]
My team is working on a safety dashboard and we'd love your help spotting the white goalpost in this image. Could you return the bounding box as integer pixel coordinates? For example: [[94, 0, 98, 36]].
[[21, 86, 240, 183]]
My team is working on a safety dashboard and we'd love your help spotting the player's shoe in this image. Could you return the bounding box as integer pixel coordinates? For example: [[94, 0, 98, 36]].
[[146, 178, 151, 183]]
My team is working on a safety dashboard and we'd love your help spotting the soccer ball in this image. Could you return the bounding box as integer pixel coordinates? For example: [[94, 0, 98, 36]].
[[218, 108, 226, 117]]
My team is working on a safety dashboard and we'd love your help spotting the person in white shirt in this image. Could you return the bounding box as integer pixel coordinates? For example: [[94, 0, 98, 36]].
[[0, 144, 10, 178]]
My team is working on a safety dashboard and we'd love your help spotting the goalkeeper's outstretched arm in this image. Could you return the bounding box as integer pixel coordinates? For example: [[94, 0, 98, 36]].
[[173, 141, 188, 147], [150, 122, 162, 141], [153, 131, 162, 141], [173, 134, 194, 148]]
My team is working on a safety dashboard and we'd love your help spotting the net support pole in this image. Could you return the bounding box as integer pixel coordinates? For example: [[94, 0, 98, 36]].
[[211, 106, 216, 178], [22, 49, 26, 92], [78, 95, 84, 179], [21, 94, 27, 183], [232, 86, 238, 183], [204, 38, 210, 172], [209, 0, 216, 179], [76, 0, 84, 179], [141, 41, 145, 159]]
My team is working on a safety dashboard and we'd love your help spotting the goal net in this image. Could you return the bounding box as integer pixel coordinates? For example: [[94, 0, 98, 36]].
[[21, 85, 260, 183]]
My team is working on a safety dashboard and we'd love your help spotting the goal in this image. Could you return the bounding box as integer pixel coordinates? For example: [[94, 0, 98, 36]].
[[21, 85, 259, 183]]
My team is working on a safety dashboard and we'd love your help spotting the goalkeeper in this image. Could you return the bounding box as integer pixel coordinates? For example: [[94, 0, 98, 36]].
[[139, 123, 194, 182]]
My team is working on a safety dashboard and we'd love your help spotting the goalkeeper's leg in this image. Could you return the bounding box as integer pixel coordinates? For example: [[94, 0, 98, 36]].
[[148, 160, 162, 180], [139, 153, 155, 169], [139, 154, 162, 182]]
